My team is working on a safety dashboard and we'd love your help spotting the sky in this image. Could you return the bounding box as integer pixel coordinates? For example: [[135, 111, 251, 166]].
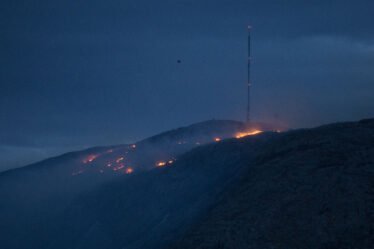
[[1, 0, 374, 171]]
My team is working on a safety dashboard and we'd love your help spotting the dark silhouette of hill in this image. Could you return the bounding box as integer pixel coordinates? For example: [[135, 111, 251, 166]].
[[1, 118, 373, 249], [171, 118, 374, 249]]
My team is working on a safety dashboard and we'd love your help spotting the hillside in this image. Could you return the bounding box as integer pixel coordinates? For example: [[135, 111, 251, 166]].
[[0, 120, 249, 249], [0, 118, 373, 249], [41, 133, 276, 249], [172, 119, 374, 249]]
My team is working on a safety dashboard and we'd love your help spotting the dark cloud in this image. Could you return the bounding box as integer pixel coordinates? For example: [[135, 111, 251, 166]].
[[1, 0, 374, 170]]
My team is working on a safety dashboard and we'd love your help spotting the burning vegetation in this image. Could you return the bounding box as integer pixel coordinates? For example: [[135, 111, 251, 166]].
[[82, 154, 99, 164], [156, 161, 166, 167], [74, 124, 278, 177], [235, 129, 263, 138], [113, 164, 125, 171], [125, 167, 134, 174], [156, 159, 175, 167], [75, 142, 177, 176]]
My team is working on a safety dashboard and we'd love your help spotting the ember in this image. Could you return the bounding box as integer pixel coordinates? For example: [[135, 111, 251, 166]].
[[156, 161, 166, 167], [113, 164, 125, 171], [83, 154, 98, 164], [235, 129, 262, 138], [214, 137, 221, 142], [125, 167, 133, 174]]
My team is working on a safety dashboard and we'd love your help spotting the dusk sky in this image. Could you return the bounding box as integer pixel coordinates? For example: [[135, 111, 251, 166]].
[[1, 0, 374, 170]]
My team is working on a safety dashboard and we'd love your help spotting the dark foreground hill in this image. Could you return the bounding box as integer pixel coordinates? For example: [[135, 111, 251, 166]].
[[1, 118, 373, 249], [172, 118, 374, 249]]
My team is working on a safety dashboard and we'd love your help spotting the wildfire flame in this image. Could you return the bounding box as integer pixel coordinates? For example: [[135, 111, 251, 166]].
[[83, 154, 98, 164], [156, 161, 166, 167], [125, 167, 134, 174], [235, 129, 263, 139], [76, 127, 271, 177]]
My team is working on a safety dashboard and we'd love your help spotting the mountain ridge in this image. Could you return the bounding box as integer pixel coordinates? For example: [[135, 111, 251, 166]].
[[170, 118, 374, 249], [1, 118, 373, 249]]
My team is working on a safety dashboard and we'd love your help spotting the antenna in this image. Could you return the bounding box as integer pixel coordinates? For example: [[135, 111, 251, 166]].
[[246, 25, 252, 124]]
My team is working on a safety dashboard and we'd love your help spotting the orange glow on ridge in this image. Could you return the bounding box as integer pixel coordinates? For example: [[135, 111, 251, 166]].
[[214, 137, 221, 142], [235, 129, 263, 139]]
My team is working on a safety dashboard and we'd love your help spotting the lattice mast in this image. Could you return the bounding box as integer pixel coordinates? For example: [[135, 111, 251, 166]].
[[246, 25, 252, 124]]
